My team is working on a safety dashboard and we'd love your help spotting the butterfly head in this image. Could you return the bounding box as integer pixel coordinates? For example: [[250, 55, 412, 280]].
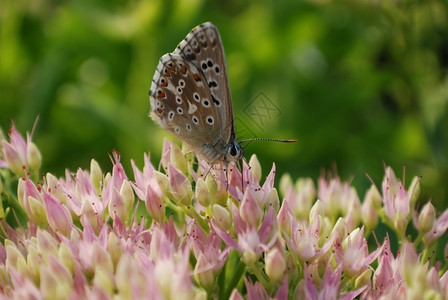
[[224, 140, 244, 162]]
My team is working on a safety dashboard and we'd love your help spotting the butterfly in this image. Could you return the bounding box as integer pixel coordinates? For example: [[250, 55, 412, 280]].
[[149, 22, 296, 166]]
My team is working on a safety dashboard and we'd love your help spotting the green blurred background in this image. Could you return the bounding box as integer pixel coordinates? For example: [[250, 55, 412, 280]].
[[1, 0, 448, 209]]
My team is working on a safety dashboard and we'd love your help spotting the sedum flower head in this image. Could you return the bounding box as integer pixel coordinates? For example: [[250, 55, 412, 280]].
[[1, 125, 448, 299]]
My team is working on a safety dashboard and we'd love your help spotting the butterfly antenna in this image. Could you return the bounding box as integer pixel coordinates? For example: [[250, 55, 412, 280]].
[[239, 137, 298, 144]]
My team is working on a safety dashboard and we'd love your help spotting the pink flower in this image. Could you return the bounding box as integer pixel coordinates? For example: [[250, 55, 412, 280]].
[[381, 166, 420, 235], [17, 178, 47, 226], [213, 205, 278, 265], [131, 153, 165, 223], [160, 138, 187, 173], [283, 177, 316, 220], [244, 277, 288, 300], [318, 175, 361, 229], [295, 264, 366, 300], [281, 201, 335, 263], [189, 222, 229, 289], [334, 227, 383, 278], [423, 209, 448, 245], [1, 123, 41, 176], [240, 188, 263, 227], [366, 237, 405, 299]]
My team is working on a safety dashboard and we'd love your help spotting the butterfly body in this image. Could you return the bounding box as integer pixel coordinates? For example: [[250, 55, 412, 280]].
[[149, 22, 243, 164]]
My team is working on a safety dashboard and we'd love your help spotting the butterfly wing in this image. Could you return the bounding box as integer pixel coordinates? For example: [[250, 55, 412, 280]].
[[149, 22, 236, 162], [173, 22, 235, 144], [150, 53, 227, 161]]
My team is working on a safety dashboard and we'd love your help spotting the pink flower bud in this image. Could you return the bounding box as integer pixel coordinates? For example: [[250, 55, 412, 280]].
[[80, 199, 100, 231], [170, 141, 187, 174], [45, 173, 66, 205], [331, 218, 347, 240], [90, 159, 103, 194], [43, 191, 73, 236], [212, 204, 231, 232], [26, 141, 41, 174], [205, 174, 217, 195], [48, 255, 73, 286], [91, 242, 113, 274], [168, 165, 192, 206], [279, 173, 293, 198], [364, 185, 382, 209], [400, 242, 419, 285], [58, 243, 75, 274], [182, 143, 196, 167], [27, 244, 40, 279], [5, 240, 28, 276], [40, 263, 71, 299], [265, 247, 286, 282], [248, 154, 262, 183], [354, 269, 373, 289], [160, 138, 172, 171], [36, 229, 59, 255], [120, 180, 134, 214], [107, 232, 122, 267], [292, 178, 316, 219], [194, 254, 215, 289], [240, 189, 262, 227], [145, 183, 165, 222], [394, 211, 408, 238], [409, 176, 421, 206], [2, 141, 25, 176], [418, 202, 435, 234], [195, 178, 211, 207], [361, 194, 379, 232], [154, 171, 170, 197], [93, 266, 114, 296], [265, 187, 280, 212], [214, 184, 229, 207], [115, 254, 133, 298], [27, 196, 47, 226], [108, 188, 127, 222], [309, 200, 324, 224]]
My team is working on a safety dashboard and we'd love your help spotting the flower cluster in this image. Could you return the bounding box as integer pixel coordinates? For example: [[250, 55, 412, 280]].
[[1, 124, 448, 299]]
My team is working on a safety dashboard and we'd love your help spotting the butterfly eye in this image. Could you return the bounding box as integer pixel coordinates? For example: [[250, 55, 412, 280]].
[[230, 146, 237, 156], [227, 143, 243, 159]]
